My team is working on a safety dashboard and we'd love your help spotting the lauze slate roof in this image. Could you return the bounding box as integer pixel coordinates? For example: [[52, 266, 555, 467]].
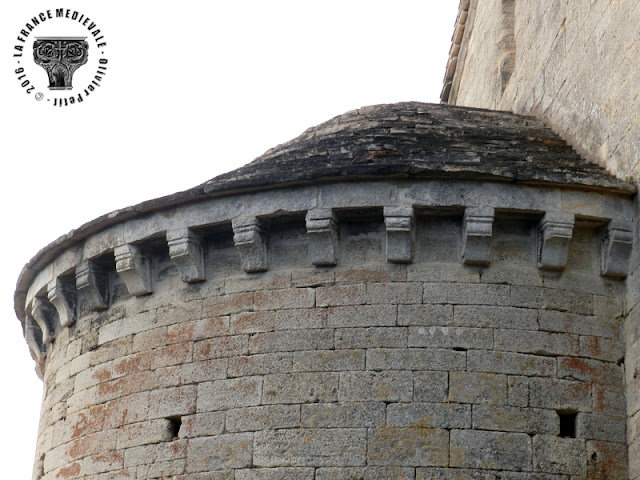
[[202, 102, 634, 195]]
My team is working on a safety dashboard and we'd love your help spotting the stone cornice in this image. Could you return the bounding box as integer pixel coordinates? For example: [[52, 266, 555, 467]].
[[15, 178, 635, 377]]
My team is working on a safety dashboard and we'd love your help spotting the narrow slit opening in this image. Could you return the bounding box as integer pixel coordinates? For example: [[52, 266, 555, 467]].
[[167, 416, 182, 439]]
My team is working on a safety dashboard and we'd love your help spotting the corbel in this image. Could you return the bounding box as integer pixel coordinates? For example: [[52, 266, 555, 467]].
[[601, 219, 633, 278], [167, 228, 205, 283], [462, 207, 494, 266], [24, 315, 46, 368], [47, 278, 75, 328], [538, 212, 574, 271], [232, 217, 268, 273], [383, 206, 414, 264], [29, 297, 55, 345], [75, 260, 108, 311], [115, 244, 152, 296], [306, 209, 338, 266]]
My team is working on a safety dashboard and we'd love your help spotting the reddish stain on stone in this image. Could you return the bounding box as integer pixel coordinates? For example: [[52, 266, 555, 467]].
[[114, 352, 148, 375], [71, 413, 88, 439], [169, 323, 195, 344], [56, 462, 81, 479], [563, 357, 596, 376], [92, 368, 112, 383], [97, 379, 122, 398]]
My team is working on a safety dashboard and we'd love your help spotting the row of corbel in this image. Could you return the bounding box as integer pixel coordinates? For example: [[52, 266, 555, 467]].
[[24, 206, 633, 377]]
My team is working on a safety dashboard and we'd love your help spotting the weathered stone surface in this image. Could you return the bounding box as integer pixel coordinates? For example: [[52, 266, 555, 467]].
[[263, 372, 338, 404], [226, 405, 300, 432], [468, 350, 556, 377], [186, 434, 253, 472], [387, 403, 471, 429], [576, 413, 626, 443], [532, 435, 586, 475], [367, 348, 466, 371], [472, 405, 558, 435], [414, 371, 449, 402], [368, 427, 449, 466], [317, 467, 414, 480], [408, 326, 493, 350], [236, 468, 315, 480], [529, 378, 592, 412], [450, 430, 532, 471], [197, 377, 262, 412], [449, 371, 507, 405], [339, 371, 413, 402], [301, 402, 385, 428], [254, 429, 367, 467]]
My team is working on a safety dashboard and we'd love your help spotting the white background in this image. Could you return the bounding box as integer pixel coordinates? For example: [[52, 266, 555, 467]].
[[1, 2, 459, 477]]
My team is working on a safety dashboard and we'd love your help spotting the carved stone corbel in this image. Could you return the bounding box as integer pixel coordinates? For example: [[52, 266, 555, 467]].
[[115, 244, 152, 296], [601, 220, 633, 278], [538, 212, 574, 271], [462, 207, 495, 266], [167, 228, 205, 283], [233, 217, 268, 273], [29, 297, 55, 345], [306, 209, 338, 266], [75, 260, 108, 311], [384, 206, 414, 264], [47, 278, 75, 328], [24, 316, 46, 365]]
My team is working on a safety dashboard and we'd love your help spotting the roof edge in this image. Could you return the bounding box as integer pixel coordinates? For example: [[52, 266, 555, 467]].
[[441, 0, 473, 103]]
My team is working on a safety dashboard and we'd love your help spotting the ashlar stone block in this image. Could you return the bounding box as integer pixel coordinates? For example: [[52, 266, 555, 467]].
[[368, 427, 449, 466], [450, 430, 532, 471], [254, 429, 367, 467]]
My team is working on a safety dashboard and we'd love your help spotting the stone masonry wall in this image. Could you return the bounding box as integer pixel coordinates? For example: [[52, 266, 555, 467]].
[[25, 180, 633, 480], [450, 0, 640, 181], [446, 2, 640, 478], [624, 200, 640, 480]]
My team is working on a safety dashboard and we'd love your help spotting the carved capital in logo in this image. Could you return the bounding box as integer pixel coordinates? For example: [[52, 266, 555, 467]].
[[33, 37, 88, 90]]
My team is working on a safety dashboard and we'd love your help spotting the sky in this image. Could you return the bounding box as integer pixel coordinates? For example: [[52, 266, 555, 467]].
[[1, 2, 459, 477]]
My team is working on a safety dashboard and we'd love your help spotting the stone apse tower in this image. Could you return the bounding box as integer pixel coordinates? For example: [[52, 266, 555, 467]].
[[15, 3, 639, 480]]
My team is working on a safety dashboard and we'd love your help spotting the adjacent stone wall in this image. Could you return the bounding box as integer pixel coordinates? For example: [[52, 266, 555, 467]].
[[624, 204, 640, 480], [23, 180, 633, 480], [448, 0, 640, 181]]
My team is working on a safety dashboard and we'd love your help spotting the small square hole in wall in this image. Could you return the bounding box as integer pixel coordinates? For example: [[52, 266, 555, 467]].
[[558, 411, 577, 438], [167, 416, 182, 439]]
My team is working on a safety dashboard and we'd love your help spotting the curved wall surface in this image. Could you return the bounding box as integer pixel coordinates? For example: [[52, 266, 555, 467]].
[[20, 178, 634, 480]]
